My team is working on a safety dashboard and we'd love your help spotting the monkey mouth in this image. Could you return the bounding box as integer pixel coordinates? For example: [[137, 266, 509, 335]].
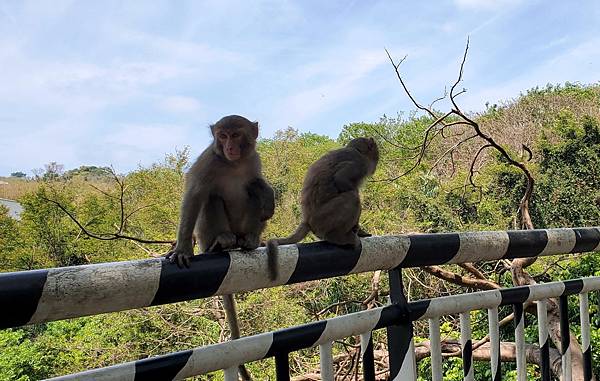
[[226, 152, 241, 161]]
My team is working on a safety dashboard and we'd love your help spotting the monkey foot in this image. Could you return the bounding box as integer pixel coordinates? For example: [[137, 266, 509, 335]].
[[238, 233, 260, 250]]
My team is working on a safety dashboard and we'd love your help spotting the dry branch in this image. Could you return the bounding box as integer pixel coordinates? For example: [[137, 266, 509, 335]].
[[41, 167, 174, 246], [422, 265, 500, 290], [385, 39, 589, 379]]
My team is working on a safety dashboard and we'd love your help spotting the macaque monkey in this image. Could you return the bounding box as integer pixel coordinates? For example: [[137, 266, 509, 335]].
[[166, 115, 274, 381], [266, 137, 379, 280]]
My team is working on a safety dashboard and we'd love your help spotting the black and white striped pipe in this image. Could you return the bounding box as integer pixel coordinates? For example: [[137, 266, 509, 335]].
[[537, 299, 551, 381], [560, 295, 572, 381], [428, 317, 442, 381], [46, 276, 600, 381], [409, 277, 600, 381], [513, 303, 526, 381], [360, 332, 376, 381], [275, 353, 290, 381], [2, 227, 599, 330], [460, 312, 474, 381], [386, 268, 416, 381], [488, 307, 501, 381], [409, 277, 600, 321], [580, 293, 592, 381], [46, 304, 405, 381], [319, 342, 334, 381]]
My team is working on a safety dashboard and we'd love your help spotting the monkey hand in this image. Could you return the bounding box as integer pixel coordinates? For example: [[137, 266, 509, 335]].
[[260, 185, 275, 221], [238, 233, 260, 251], [208, 232, 237, 252], [260, 201, 275, 222], [165, 244, 194, 268], [247, 178, 275, 222]]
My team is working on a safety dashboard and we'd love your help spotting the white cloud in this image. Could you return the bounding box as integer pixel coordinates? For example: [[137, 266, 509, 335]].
[[454, 0, 523, 11], [1, 0, 599, 176], [159, 96, 202, 113], [113, 30, 248, 75], [0, 39, 190, 117], [270, 49, 389, 129], [0, 117, 88, 174], [105, 123, 189, 149], [458, 37, 600, 111]]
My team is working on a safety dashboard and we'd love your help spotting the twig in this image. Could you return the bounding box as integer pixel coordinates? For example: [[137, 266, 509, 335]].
[[42, 196, 173, 244]]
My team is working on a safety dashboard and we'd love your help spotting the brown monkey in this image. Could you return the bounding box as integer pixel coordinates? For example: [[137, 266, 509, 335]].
[[166, 115, 274, 381], [266, 137, 379, 280], [166, 114, 274, 263]]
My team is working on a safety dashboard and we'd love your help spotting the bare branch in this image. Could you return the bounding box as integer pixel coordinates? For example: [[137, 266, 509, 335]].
[[449, 36, 470, 111], [428, 134, 478, 174], [362, 270, 382, 309], [385, 48, 437, 119], [423, 265, 500, 290], [386, 39, 590, 379], [429, 86, 448, 109], [468, 144, 492, 187], [42, 197, 173, 245], [458, 263, 486, 280]]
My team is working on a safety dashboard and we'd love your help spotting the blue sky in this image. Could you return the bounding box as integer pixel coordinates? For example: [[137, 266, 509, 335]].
[[0, 0, 599, 176]]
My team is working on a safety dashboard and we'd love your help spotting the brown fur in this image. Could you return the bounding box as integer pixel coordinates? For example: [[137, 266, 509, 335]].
[[266, 137, 379, 280], [166, 115, 274, 264], [166, 115, 274, 381]]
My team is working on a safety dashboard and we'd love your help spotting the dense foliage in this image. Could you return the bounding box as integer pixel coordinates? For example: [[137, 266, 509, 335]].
[[0, 84, 599, 380]]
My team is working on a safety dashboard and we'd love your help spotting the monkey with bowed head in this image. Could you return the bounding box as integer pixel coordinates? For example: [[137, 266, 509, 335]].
[[166, 115, 274, 381], [266, 137, 379, 280]]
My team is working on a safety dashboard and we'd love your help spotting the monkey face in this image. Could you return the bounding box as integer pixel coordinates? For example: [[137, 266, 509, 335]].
[[211, 115, 259, 162], [216, 130, 244, 161]]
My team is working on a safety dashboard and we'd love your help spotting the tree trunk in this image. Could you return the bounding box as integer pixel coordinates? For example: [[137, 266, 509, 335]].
[[415, 340, 562, 375]]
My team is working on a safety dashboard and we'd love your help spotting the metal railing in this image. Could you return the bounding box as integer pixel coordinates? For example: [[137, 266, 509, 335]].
[[0, 227, 599, 380]]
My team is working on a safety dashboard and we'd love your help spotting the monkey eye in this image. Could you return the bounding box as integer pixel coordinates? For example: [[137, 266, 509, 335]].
[[218, 133, 228, 140], [231, 132, 240, 138]]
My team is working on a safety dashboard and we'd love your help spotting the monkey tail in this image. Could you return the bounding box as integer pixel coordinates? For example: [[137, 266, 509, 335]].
[[266, 222, 310, 281], [222, 294, 241, 339], [266, 240, 279, 281], [221, 294, 252, 380]]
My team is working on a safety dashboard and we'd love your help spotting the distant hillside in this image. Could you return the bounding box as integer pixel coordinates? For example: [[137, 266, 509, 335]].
[[431, 83, 600, 179]]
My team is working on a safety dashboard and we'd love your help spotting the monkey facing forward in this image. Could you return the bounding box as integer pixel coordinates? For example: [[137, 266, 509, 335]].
[[167, 114, 274, 265], [266, 137, 379, 280], [166, 115, 274, 381]]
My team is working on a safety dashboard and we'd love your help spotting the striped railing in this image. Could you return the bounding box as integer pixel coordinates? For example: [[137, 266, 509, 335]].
[[45, 277, 600, 381], [0, 227, 599, 380]]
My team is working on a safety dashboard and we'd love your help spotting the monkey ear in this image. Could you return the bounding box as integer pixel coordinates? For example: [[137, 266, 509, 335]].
[[210, 124, 216, 136], [251, 122, 259, 139]]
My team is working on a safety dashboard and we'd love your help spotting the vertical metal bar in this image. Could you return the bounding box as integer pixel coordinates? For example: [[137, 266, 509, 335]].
[[488, 307, 501, 381], [460, 312, 474, 381], [396, 339, 417, 381], [513, 303, 526, 381], [559, 295, 572, 381], [580, 293, 592, 381], [386, 268, 416, 380], [275, 353, 290, 381], [429, 317, 443, 381], [360, 332, 376, 381], [223, 366, 238, 381], [537, 299, 551, 381], [319, 342, 334, 381]]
